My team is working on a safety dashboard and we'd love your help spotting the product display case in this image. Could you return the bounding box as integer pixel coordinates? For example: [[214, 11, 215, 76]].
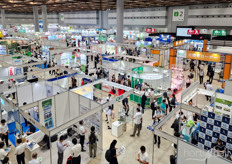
[[171, 67, 184, 91]]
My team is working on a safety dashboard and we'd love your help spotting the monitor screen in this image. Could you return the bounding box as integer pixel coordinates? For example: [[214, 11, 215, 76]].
[[176, 27, 192, 37], [15, 121, 23, 135]]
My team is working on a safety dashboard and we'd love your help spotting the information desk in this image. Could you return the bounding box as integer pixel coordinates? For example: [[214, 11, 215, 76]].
[[112, 121, 124, 138], [14, 131, 44, 160]]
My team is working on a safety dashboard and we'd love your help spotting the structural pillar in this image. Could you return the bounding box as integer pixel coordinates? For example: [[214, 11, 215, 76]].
[[169, 49, 177, 69], [33, 6, 39, 32], [116, 0, 124, 44], [41, 5, 48, 32], [1, 9, 6, 29], [222, 55, 231, 88]]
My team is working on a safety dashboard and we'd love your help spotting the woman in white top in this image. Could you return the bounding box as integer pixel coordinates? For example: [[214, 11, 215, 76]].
[[199, 69, 204, 84]]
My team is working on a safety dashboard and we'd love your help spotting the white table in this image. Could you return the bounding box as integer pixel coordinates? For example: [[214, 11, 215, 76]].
[[112, 121, 123, 138]]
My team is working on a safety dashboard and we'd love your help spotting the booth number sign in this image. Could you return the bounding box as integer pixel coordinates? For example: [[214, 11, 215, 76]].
[[173, 9, 185, 21], [116, 95, 123, 101]]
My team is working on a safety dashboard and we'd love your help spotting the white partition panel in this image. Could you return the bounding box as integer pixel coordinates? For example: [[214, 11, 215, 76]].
[[69, 92, 80, 120], [80, 96, 90, 109], [52, 83, 61, 95], [55, 92, 70, 126], [17, 84, 33, 107], [177, 140, 207, 164], [0, 68, 9, 77], [32, 81, 47, 102], [207, 155, 231, 164], [91, 100, 100, 110], [57, 78, 69, 89]]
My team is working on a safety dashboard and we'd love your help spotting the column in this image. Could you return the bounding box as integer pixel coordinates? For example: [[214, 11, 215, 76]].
[[222, 55, 231, 88], [33, 6, 39, 32], [169, 49, 177, 69], [202, 39, 208, 52], [41, 5, 48, 32], [1, 9, 6, 29], [116, 0, 124, 44]]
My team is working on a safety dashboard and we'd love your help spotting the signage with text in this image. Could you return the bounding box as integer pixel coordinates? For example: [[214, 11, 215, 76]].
[[187, 29, 200, 35], [212, 30, 227, 36], [177, 50, 187, 58], [0, 45, 7, 55], [186, 51, 221, 62], [146, 28, 155, 33], [173, 9, 185, 21]]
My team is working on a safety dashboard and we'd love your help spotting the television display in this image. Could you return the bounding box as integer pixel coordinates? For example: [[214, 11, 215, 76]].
[[176, 27, 192, 37]]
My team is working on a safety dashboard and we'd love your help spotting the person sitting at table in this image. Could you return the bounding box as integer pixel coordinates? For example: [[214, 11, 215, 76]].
[[193, 117, 200, 140], [213, 139, 225, 156], [26, 122, 36, 135]]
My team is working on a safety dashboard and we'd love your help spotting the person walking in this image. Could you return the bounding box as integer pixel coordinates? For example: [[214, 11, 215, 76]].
[[108, 140, 120, 164], [137, 146, 149, 164], [169, 94, 176, 112], [141, 93, 147, 114], [107, 106, 113, 130], [15, 139, 26, 164], [71, 138, 81, 164], [57, 135, 68, 164], [153, 116, 161, 148], [0, 142, 8, 162], [209, 69, 214, 84], [0, 119, 10, 147], [199, 69, 204, 84], [79, 120, 87, 152], [160, 99, 167, 116], [89, 126, 98, 158], [150, 98, 157, 119], [28, 153, 41, 164], [130, 108, 143, 137], [122, 97, 129, 116]]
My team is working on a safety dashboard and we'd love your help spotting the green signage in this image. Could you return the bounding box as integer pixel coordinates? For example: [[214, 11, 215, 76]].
[[116, 95, 123, 101], [174, 11, 179, 17], [213, 30, 227, 36]]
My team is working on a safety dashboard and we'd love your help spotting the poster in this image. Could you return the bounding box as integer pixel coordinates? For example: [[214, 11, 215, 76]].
[[0, 45, 7, 55], [13, 59, 22, 65], [173, 9, 185, 21], [60, 14, 64, 21], [42, 99, 54, 129], [80, 54, 87, 65], [9, 67, 14, 76]]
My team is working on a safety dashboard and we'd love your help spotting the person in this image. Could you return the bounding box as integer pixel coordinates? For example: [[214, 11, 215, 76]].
[[137, 146, 149, 164], [153, 106, 162, 118], [167, 88, 172, 107], [130, 108, 143, 137], [122, 97, 129, 116], [213, 139, 225, 156], [207, 63, 212, 76], [2, 156, 11, 164], [71, 138, 81, 164], [127, 76, 131, 87], [109, 140, 120, 164], [141, 93, 147, 114], [85, 65, 89, 75], [171, 117, 182, 134], [111, 74, 116, 82], [150, 98, 157, 118], [11, 81, 17, 99], [79, 120, 87, 152], [136, 81, 142, 91], [71, 77, 77, 88], [0, 119, 10, 147], [160, 100, 167, 115], [209, 69, 214, 84], [107, 106, 113, 130], [57, 135, 68, 164], [190, 60, 195, 71], [152, 116, 161, 148], [199, 69, 204, 84], [193, 117, 200, 140], [15, 139, 26, 164], [205, 80, 213, 101], [170, 94, 176, 112], [96, 68, 101, 79], [26, 122, 36, 135], [0, 142, 8, 162], [186, 75, 191, 88], [81, 78, 85, 86], [89, 126, 98, 158], [193, 113, 199, 123], [28, 153, 40, 164]]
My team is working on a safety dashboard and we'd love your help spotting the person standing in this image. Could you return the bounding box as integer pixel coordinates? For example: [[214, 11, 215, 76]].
[[199, 69, 204, 84], [186, 75, 191, 88], [0, 119, 10, 147], [141, 93, 147, 114], [137, 146, 149, 164], [71, 138, 81, 164], [160, 100, 167, 116], [130, 108, 143, 137], [107, 106, 113, 130], [57, 135, 68, 164], [150, 98, 157, 118], [153, 116, 161, 148], [81, 78, 85, 86], [109, 140, 120, 164], [28, 153, 40, 164], [0, 142, 8, 162], [89, 126, 98, 158], [122, 97, 129, 116], [15, 139, 26, 164], [79, 120, 87, 152], [169, 94, 176, 112], [209, 69, 214, 84]]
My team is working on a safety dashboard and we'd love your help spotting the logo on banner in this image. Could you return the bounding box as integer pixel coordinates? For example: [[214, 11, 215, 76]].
[[146, 28, 155, 33], [187, 29, 200, 35]]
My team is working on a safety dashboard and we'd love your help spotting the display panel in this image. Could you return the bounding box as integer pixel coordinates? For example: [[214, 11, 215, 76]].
[[176, 27, 192, 37]]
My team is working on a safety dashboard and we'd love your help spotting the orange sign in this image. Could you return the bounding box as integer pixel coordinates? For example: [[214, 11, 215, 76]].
[[186, 51, 221, 62], [174, 40, 185, 47]]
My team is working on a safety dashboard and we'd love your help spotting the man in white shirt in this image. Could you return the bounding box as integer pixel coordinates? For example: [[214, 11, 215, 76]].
[[28, 153, 40, 164], [107, 106, 113, 130], [71, 138, 81, 163], [15, 139, 27, 164], [205, 80, 213, 101], [57, 135, 68, 164], [79, 120, 87, 152], [130, 108, 142, 137], [0, 142, 8, 161], [0, 119, 10, 147], [138, 146, 149, 164]]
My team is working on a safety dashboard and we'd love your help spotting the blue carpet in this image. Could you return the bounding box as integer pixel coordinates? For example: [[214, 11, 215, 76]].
[[8, 122, 39, 147]]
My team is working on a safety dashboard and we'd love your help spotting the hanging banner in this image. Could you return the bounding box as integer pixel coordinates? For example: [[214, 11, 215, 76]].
[[186, 51, 221, 62], [212, 30, 227, 36], [41, 98, 54, 129], [9, 67, 14, 76], [173, 9, 185, 21], [146, 28, 155, 33], [187, 29, 200, 35]]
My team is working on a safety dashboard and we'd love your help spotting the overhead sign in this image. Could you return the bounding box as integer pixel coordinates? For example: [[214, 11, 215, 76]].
[[0, 45, 7, 55], [186, 51, 221, 62], [213, 30, 227, 36], [159, 34, 171, 43], [146, 28, 155, 33], [173, 9, 185, 21], [187, 29, 200, 35]]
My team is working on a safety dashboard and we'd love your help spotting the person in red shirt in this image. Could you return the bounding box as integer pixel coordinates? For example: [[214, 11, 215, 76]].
[[81, 78, 85, 86]]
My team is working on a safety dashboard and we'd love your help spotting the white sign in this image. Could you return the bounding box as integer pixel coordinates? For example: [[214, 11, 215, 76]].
[[13, 59, 22, 65], [200, 29, 208, 34], [60, 14, 64, 21], [173, 9, 185, 21], [0, 45, 7, 55], [80, 54, 87, 65], [177, 50, 187, 58]]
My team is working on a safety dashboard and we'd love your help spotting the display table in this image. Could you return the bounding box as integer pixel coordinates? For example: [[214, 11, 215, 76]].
[[112, 121, 123, 138], [182, 126, 196, 142], [25, 143, 40, 161]]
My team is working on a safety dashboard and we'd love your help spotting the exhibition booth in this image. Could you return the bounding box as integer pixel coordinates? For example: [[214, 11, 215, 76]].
[[13, 79, 133, 163]]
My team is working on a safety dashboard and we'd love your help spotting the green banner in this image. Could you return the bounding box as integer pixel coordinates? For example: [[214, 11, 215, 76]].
[[212, 30, 227, 36]]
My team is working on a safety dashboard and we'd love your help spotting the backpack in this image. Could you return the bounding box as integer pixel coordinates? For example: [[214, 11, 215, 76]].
[[105, 149, 112, 162], [171, 97, 176, 106], [163, 92, 167, 98], [189, 73, 194, 79], [66, 156, 72, 164], [89, 132, 96, 145]]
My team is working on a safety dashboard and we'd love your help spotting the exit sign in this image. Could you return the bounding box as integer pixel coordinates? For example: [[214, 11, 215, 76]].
[[213, 30, 227, 36]]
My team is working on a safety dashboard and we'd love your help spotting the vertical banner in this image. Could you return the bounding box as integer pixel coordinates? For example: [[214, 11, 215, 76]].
[[173, 9, 185, 21], [39, 98, 55, 129], [60, 14, 64, 21], [9, 67, 14, 76]]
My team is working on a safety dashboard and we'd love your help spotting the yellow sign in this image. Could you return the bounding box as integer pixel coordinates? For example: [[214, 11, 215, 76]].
[[174, 40, 185, 47], [186, 51, 221, 62]]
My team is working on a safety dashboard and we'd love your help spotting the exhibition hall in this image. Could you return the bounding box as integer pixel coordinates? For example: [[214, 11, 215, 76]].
[[1, 0, 232, 164]]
